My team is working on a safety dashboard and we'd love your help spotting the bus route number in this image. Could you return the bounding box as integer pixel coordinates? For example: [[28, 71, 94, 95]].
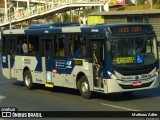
[[118, 26, 142, 33]]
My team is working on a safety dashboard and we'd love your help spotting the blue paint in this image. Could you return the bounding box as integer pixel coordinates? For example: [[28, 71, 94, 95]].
[[35, 57, 42, 71], [1, 55, 15, 69], [46, 58, 53, 71], [1, 55, 8, 68], [45, 57, 75, 74], [136, 54, 144, 64], [25, 28, 62, 35]]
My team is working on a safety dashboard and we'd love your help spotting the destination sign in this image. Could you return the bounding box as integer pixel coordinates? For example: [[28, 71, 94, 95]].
[[109, 25, 153, 35], [114, 57, 135, 64]]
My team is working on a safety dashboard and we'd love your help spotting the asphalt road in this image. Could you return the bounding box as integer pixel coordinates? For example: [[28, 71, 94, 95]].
[[0, 63, 160, 119]]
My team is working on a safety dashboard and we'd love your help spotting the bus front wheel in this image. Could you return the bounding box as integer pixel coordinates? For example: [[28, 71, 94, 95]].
[[80, 76, 92, 99], [23, 70, 34, 90]]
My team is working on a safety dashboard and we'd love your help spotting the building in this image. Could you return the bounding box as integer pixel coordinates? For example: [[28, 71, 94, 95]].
[[0, 0, 5, 14], [88, 9, 160, 41]]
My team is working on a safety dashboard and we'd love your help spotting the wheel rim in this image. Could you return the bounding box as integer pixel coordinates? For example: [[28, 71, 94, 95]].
[[81, 82, 89, 94], [25, 75, 30, 86]]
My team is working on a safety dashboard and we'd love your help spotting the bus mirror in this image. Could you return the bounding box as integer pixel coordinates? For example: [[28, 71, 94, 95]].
[[107, 42, 111, 51]]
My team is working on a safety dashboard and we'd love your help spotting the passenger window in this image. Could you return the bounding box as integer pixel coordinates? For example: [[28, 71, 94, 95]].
[[8, 39, 16, 57], [73, 34, 87, 58], [28, 36, 39, 56], [53, 34, 72, 57], [2, 36, 7, 54], [17, 36, 27, 55], [63, 35, 71, 57], [59, 35, 64, 56], [53, 35, 60, 56], [43, 39, 52, 59]]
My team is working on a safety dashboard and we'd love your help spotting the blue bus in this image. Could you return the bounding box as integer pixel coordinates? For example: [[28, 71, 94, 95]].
[[1, 23, 159, 99]]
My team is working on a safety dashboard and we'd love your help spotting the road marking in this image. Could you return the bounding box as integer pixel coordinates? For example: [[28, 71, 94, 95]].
[[100, 103, 140, 111], [0, 95, 6, 100]]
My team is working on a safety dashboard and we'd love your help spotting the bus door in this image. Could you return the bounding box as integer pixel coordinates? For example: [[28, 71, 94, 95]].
[[90, 41, 104, 90], [42, 37, 53, 85], [6, 36, 16, 79]]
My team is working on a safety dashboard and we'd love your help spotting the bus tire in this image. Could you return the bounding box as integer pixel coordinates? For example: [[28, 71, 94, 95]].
[[79, 76, 92, 99], [23, 70, 34, 90]]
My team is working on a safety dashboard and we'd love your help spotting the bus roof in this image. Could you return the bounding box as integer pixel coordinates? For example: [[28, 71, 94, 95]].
[[28, 22, 80, 29], [3, 26, 106, 35], [92, 23, 154, 35], [93, 23, 152, 27]]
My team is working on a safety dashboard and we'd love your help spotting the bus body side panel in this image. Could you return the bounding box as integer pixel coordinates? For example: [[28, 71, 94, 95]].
[[14, 56, 23, 80], [14, 56, 44, 83], [46, 58, 75, 88], [30, 56, 44, 84], [70, 60, 92, 89], [45, 58, 92, 89]]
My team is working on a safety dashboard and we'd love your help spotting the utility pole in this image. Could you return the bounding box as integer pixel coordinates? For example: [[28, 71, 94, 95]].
[[8, 0, 12, 29], [5, 0, 7, 20], [151, 0, 153, 9], [27, 0, 30, 13]]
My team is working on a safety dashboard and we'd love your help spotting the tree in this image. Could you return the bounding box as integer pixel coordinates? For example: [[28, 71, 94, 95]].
[[136, 0, 149, 4], [153, 0, 160, 4], [62, 13, 70, 22], [136, 0, 160, 5]]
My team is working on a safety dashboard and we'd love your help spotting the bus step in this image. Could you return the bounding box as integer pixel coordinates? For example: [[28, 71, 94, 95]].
[[9, 77, 17, 80], [93, 87, 104, 91], [45, 83, 54, 88]]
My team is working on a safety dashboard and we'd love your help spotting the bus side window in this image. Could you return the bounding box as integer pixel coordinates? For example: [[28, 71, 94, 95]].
[[74, 35, 83, 58], [2, 36, 7, 54], [43, 39, 52, 59], [63, 35, 72, 57], [86, 40, 93, 59], [17, 40, 23, 55], [28, 36, 39, 56], [73, 35, 79, 58], [17, 36, 27, 55], [70, 35, 74, 57], [8, 39, 16, 57], [73, 34, 87, 58], [54, 35, 71, 57], [80, 35, 87, 58], [59, 35, 64, 56], [54, 35, 59, 56]]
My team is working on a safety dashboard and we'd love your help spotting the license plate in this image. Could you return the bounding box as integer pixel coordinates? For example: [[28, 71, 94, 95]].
[[133, 82, 142, 86]]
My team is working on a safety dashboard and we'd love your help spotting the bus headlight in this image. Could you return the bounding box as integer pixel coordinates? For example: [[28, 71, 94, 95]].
[[107, 71, 117, 80]]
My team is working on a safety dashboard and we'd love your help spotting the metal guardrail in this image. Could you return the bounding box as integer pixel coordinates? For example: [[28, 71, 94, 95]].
[[0, 0, 103, 26]]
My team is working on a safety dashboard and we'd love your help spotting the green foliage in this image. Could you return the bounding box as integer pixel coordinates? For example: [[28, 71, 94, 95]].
[[153, 0, 160, 4], [62, 13, 70, 22], [136, 0, 160, 5], [136, 0, 146, 4]]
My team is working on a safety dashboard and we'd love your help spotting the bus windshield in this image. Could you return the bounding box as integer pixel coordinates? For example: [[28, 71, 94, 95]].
[[110, 36, 158, 66]]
